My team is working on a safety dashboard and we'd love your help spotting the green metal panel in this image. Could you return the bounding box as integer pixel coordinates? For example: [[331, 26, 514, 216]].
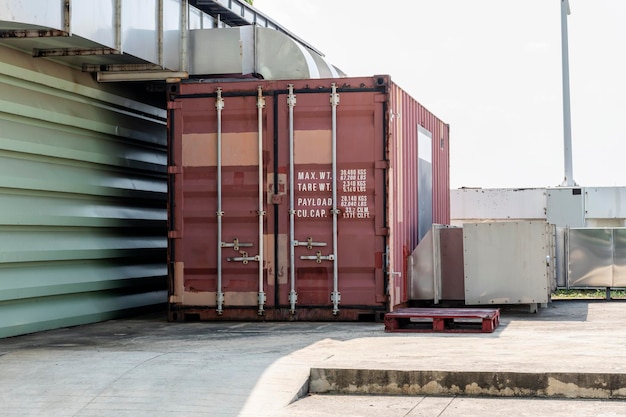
[[0, 46, 167, 338]]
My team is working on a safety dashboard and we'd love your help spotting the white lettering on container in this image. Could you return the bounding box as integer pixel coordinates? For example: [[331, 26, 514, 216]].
[[295, 170, 333, 218], [297, 198, 333, 206], [339, 168, 371, 219], [295, 209, 328, 218], [295, 168, 372, 220]]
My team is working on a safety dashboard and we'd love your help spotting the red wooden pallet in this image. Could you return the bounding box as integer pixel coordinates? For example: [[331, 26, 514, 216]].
[[384, 308, 500, 333]]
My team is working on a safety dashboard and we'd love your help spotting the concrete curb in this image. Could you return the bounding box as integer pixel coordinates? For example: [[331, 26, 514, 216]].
[[290, 377, 311, 405], [309, 368, 626, 400]]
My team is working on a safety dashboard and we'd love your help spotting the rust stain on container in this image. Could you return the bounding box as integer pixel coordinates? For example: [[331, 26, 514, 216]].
[[167, 76, 450, 321]]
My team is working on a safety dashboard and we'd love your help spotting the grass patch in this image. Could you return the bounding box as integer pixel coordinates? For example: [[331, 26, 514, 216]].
[[552, 288, 626, 300]]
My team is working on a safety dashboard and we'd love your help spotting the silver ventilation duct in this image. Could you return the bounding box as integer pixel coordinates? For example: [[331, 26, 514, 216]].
[[0, 0, 343, 82], [189, 26, 344, 79]]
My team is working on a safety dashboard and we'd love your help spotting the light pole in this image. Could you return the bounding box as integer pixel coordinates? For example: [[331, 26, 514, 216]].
[[561, 0, 575, 186]]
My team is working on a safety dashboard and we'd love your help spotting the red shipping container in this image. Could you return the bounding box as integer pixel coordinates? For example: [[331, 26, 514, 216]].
[[167, 76, 449, 321]]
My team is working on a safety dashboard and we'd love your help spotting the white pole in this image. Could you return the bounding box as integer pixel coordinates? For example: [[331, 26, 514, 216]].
[[561, 0, 575, 186]]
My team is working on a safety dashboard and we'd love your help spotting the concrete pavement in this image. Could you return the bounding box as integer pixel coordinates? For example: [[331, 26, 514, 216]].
[[0, 301, 625, 416], [278, 395, 626, 417]]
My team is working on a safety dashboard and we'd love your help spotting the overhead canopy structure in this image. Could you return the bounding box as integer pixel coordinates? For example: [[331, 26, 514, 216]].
[[0, 0, 343, 81]]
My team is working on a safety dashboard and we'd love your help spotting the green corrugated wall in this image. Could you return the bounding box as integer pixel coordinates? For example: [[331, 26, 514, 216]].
[[0, 46, 168, 338]]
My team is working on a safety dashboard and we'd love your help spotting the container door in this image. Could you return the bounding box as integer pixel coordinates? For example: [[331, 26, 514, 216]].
[[217, 90, 268, 313], [178, 90, 270, 314], [278, 87, 386, 316]]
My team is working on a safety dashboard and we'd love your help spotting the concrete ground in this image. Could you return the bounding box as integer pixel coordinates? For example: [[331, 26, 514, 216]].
[[0, 301, 625, 416], [278, 395, 626, 417]]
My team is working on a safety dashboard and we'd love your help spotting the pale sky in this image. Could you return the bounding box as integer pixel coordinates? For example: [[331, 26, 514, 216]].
[[253, 0, 626, 189]]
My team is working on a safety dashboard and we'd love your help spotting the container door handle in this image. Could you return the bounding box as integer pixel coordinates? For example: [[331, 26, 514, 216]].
[[300, 251, 335, 264], [227, 251, 260, 265], [221, 238, 253, 251], [294, 237, 327, 250]]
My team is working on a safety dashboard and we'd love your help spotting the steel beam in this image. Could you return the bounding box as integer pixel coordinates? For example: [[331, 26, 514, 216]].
[[0, 30, 69, 39]]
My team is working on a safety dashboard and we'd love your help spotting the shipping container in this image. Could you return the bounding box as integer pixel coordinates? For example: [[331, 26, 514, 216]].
[[167, 76, 449, 321]]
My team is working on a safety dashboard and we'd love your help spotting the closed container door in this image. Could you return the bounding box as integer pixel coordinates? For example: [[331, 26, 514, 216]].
[[177, 92, 270, 310], [277, 87, 386, 311], [290, 92, 334, 306], [218, 94, 267, 307], [170, 78, 400, 319]]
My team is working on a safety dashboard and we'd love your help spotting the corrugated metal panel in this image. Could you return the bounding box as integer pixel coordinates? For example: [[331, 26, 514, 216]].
[[0, 45, 167, 338], [167, 75, 450, 320], [387, 81, 450, 308]]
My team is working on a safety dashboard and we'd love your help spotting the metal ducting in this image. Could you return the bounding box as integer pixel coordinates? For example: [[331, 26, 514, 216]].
[[190, 0, 324, 55], [0, 0, 192, 78], [0, 0, 342, 82], [189, 26, 344, 79]]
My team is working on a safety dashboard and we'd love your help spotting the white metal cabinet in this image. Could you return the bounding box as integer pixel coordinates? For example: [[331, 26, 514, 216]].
[[463, 221, 555, 309]]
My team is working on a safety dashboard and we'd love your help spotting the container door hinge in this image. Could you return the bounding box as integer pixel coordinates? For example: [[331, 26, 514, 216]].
[[331, 291, 341, 315], [375, 160, 389, 169], [288, 291, 298, 314], [216, 292, 225, 315], [376, 227, 389, 236], [374, 93, 388, 103], [257, 292, 266, 316], [330, 89, 340, 106], [168, 230, 182, 239]]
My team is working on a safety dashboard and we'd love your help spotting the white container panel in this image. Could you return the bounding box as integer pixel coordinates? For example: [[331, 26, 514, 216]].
[[0, 0, 64, 30], [121, 0, 158, 63], [463, 221, 552, 305], [163, 0, 182, 69], [189, 5, 203, 30], [72, 0, 116, 48], [585, 187, 626, 220], [202, 13, 217, 29], [451, 188, 546, 223], [546, 187, 585, 227]]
